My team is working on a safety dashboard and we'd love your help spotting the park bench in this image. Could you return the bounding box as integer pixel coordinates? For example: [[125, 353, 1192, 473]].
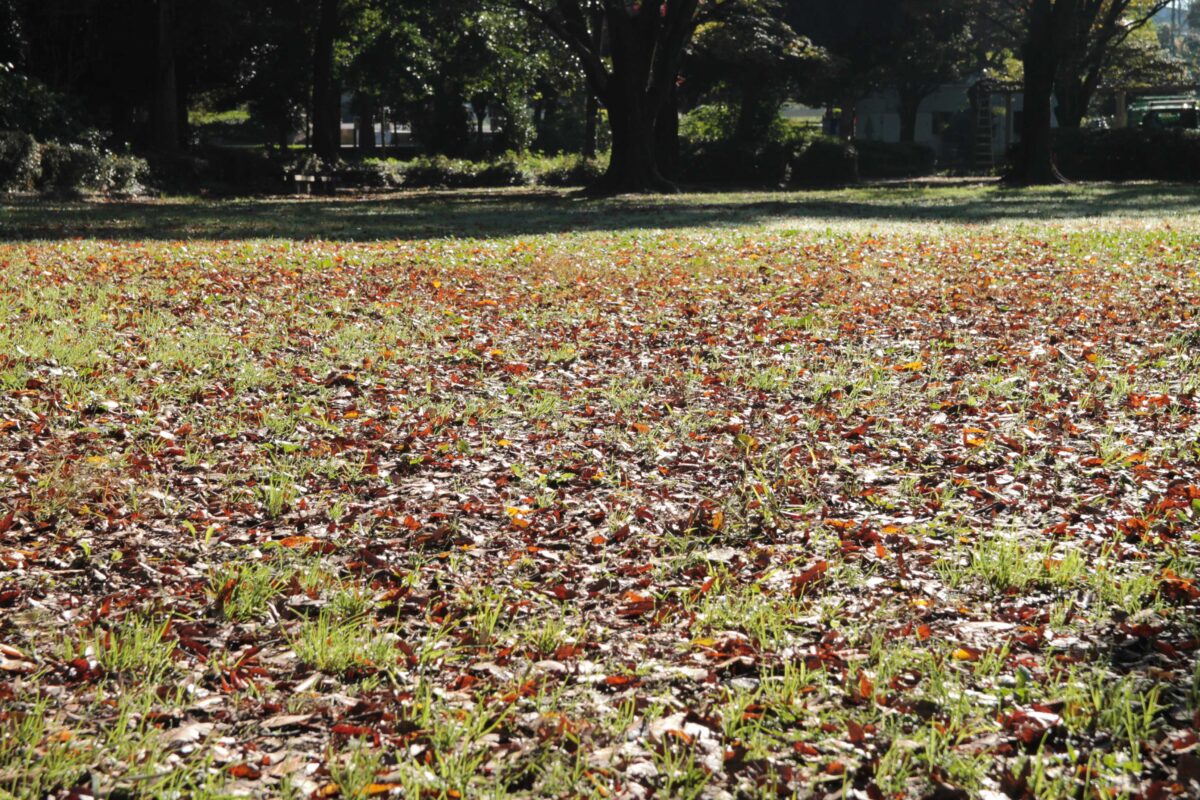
[[291, 173, 337, 196]]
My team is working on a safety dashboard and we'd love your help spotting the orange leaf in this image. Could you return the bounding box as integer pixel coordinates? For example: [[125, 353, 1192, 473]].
[[858, 671, 874, 700]]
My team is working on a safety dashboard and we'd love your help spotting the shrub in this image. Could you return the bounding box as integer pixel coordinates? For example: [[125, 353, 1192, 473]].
[[680, 104, 739, 145], [37, 142, 110, 195], [104, 153, 149, 195], [1034, 127, 1200, 182], [534, 154, 606, 186], [0, 68, 87, 143], [853, 140, 936, 179], [398, 155, 534, 189], [0, 131, 41, 191], [402, 155, 477, 189], [474, 156, 531, 187], [336, 160, 395, 189], [789, 138, 859, 187], [678, 139, 800, 186]]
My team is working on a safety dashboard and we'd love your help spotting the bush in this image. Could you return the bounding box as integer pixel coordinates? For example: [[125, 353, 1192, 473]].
[[678, 141, 779, 186], [789, 138, 859, 187], [853, 140, 936, 179], [104, 153, 149, 195], [0, 131, 41, 191], [37, 142, 110, 195], [402, 155, 477, 189], [0, 67, 87, 143], [397, 154, 534, 189], [680, 104, 739, 145], [474, 156, 531, 187], [340, 159, 397, 189], [1032, 127, 1200, 181], [533, 154, 606, 187]]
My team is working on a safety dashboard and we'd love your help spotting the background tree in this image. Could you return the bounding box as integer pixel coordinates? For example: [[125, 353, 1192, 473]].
[[1053, 0, 1176, 129], [686, 0, 814, 146], [503, 0, 702, 193], [887, 0, 983, 144], [989, 0, 1171, 184], [311, 0, 340, 161], [787, 0, 908, 139]]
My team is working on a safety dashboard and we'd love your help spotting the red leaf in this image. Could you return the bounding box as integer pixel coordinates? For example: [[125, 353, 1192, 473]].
[[790, 561, 829, 596]]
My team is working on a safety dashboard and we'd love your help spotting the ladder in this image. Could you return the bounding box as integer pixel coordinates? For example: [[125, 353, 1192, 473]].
[[974, 91, 995, 173]]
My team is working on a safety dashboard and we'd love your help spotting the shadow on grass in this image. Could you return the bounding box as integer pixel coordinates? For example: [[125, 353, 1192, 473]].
[[2, 182, 1198, 241]]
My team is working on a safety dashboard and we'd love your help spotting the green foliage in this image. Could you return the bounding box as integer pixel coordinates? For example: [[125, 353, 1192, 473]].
[[680, 104, 831, 186], [853, 140, 937, 179], [358, 153, 604, 189], [679, 104, 740, 145], [789, 137, 859, 186], [0, 130, 39, 191], [528, 153, 606, 186], [0, 66, 87, 142], [1014, 128, 1200, 181], [400, 154, 530, 188], [30, 141, 148, 197], [679, 112, 857, 187]]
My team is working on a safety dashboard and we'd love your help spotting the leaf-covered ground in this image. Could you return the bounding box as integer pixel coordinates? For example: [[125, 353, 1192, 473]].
[[2, 195, 1199, 799]]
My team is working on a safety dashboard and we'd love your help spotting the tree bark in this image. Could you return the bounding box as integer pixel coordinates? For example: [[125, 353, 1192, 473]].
[[897, 84, 929, 144], [1053, 76, 1088, 129], [1016, 0, 1066, 184], [837, 98, 857, 140], [733, 71, 782, 146], [594, 83, 675, 194], [517, 0, 697, 193], [357, 95, 376, 152], [655, 82, 680, 179], [311, 0, 340, 162], [151, 0, 179, 153], [583, 91, 599, 158]]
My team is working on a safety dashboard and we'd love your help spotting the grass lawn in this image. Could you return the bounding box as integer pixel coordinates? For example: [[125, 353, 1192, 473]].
[[1, 184, 1198, 799]]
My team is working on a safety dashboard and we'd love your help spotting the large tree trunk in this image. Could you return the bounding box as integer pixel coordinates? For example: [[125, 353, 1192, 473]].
[[1054, 72, 1087, 129], [1016, 0, 1066, 184], [595, 88, 675, 194], [583, 6, 605, 160], [583, 91, 599, 158], [590, 7, 676, 193], [655, 83, 680, 180], [151, 0, 179, 153], [311, 0, 340, 162]]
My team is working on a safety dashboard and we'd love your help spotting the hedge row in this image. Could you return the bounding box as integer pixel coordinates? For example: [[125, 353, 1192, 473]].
[[1047, 128, 1200, 182], [350, 154, 606, 189], [677, 138, 936, 187], [0, 132, 148, 195]]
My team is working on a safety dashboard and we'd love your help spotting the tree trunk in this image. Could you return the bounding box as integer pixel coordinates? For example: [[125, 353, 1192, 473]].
[[590, 7, 679, 194], [734, 80, 763, 144], [897, 85, 927, 144], [151, 0, 179, 153], [584, 91, 599, 158], [311, 0, 339, 162], [1053, 74, 1088, 129], [594, 88, 675, 194], [357, 95, 376, 152], [655, 83, 680, 180], [837, 98, 857, 140], [1016, 0, 1066, 184]]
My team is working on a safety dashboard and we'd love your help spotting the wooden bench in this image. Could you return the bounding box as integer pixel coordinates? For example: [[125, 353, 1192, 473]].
[[292, 173, 337, 196]]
